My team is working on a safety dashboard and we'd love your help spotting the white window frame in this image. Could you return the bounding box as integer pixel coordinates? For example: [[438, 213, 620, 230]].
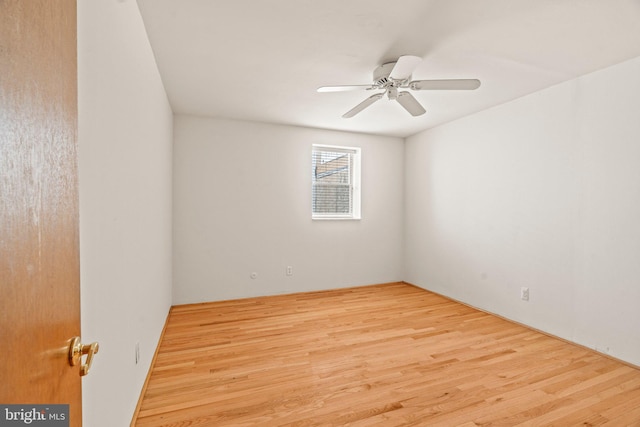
[[311, 144, 361, 220]]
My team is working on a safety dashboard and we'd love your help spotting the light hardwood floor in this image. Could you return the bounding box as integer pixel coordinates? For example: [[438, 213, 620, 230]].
[[133, 282, 640, 426]]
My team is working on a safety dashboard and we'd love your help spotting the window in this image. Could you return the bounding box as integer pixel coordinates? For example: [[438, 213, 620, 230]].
[[312, 144, 361, 220]]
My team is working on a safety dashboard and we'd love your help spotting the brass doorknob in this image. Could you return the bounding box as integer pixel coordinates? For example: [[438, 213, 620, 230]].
[[68, 337, 99, 376]]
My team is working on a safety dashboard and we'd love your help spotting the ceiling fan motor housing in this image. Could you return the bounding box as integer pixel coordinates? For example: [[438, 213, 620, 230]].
[[373, 62, 401, 86]]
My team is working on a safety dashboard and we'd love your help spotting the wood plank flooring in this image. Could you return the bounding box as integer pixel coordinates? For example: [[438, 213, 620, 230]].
[[133, 283, 640, 426]]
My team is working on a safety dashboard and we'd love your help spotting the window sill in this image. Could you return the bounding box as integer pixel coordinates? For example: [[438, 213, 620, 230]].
[[312, 216, 361, 221]]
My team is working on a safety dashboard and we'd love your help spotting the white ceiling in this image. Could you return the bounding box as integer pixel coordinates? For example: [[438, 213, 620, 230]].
[[136, 0, 640, 138]]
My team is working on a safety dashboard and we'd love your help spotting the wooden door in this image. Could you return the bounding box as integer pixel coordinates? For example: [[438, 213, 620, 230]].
[[0, 0, 82, 425]]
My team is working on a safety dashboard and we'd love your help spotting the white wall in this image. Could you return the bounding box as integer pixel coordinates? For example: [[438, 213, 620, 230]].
[[405, 56, 640, 366], [173, 116, 404, 304], [78, 1, 173, 426]]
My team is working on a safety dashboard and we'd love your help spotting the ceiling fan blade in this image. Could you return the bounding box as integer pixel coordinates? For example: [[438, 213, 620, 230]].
[[410, 79, 481, 91], [389, 55, 422, 80], [396, 92, 426, 116], [317, 85, 374, 93], [342, 93, 384, 118]]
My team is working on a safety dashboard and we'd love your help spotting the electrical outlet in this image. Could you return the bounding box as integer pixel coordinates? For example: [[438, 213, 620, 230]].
[[521, 287, 530, 301], [135, 342, 140, 365], [286, 266, 293, 276]]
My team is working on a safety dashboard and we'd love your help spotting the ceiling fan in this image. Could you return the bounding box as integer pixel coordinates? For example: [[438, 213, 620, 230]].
[[318, 55, 481, 118]]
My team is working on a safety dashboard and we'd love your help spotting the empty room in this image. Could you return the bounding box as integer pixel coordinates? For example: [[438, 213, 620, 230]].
[[2, 0, 640, 426]]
